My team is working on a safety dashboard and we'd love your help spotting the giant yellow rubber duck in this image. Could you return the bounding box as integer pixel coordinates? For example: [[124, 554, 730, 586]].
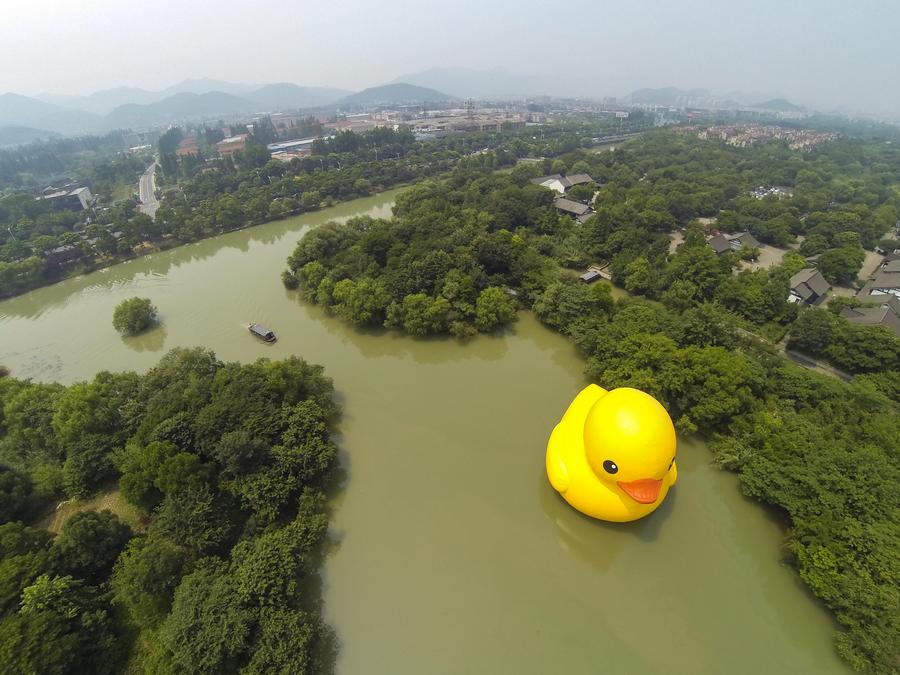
[[546, 385, 677, 522]]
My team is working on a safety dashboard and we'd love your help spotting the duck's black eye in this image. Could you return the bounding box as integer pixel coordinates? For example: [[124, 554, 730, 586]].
[[602, 460, 618, 474], [668, 458, 674, 470]]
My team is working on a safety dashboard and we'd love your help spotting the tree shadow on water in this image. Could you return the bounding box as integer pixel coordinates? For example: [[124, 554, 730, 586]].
[[537, 468, 678, 573], [121, 322, 167, 352]]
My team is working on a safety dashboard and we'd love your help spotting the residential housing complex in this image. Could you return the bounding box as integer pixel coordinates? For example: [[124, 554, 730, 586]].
[[694, 124, 838, 151]]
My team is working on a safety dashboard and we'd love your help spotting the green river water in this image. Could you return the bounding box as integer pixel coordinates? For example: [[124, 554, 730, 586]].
[[0, 188, 848, 674]]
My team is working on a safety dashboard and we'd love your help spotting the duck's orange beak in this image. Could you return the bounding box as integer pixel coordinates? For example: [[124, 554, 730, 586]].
[[617, 478, 662, 504]]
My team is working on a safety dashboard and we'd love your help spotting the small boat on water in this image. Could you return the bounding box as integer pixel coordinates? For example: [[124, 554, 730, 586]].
[[248, 323, 277, 343]]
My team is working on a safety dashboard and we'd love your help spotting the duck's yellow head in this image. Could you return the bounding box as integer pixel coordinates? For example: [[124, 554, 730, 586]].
[[583, 388, 676, 505]]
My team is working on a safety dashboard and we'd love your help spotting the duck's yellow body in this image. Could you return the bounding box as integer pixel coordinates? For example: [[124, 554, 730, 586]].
[[546, 385, 677, 523]]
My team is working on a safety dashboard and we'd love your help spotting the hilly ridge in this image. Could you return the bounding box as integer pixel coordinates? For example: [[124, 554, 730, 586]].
[[0, 93, 103, 135], [105, 91, 256, 128], [390, 66, 547, 98], [246, 83, 352, 110], [339, 83, 454, 106]]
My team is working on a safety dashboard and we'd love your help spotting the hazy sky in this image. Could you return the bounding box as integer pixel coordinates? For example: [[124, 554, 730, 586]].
[[2, 0, 898, 114]]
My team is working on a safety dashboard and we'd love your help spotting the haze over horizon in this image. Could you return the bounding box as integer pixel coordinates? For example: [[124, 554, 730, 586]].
[[2, 0, 899, 116]]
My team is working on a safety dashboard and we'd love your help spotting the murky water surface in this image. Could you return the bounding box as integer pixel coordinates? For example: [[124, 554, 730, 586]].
[[0, 189, 847, 674]]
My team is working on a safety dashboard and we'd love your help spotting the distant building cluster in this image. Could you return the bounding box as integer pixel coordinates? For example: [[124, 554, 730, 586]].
[[39, 184, 94, 211], [410, 113, 525, 135], [529, 173, 598, 224], [216, 134, 249, 159], [266, 137, 324, 161], [751, 185, 794, 199], [175, 136, 200, 158], [694, 124, 839, 151]]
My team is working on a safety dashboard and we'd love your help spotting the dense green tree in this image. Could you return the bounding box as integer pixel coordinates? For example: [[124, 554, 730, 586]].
[[51, 511, 132, 583], [154, 485, 233, 554], [111, 536, 187, 630], [0, 466, 32, 521], [817, 247, 865, 285], [789, 309, 836, 355], [231, 497, 327, 607], [112, 297, 158, 336], [532, 279, 613, 333], [0, 383, 64, 467], [241, 608, 323, 675], [0, 348, 342, 672], [147, 561, 253, 675], [474, 287, 517, 332]]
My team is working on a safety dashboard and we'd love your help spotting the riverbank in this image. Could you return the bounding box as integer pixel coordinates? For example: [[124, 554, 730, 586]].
[[0, 181, 416, 304]]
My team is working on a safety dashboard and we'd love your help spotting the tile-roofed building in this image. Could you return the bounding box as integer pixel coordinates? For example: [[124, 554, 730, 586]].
[[708, 231, 761, 255], [564, 173, 594, 187], [731, 232, 761, 249], [788, 268, 830, 305], [554, 196, 592, 218], [857, 256, 900, 301], [175, 136, 200, 158], [840, 296, 900, 337], [41, 186, 94, 211], [881, 259, 900, 274], [43, 244, 83, 266], [530, 173, 595, 194], [708, 233, 732, 254], [216, 134, 249, 159]]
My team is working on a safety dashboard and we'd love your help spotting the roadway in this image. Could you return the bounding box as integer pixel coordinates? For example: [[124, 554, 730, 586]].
[[138, 161, 159, 218]]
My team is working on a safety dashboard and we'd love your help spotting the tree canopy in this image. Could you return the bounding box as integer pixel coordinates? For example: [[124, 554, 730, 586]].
[[0, 349, 340, 673], [111, 297, 158, 336]]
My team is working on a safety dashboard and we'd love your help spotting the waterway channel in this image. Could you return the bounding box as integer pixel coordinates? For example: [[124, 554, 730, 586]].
[[0, 188, 849, 674]]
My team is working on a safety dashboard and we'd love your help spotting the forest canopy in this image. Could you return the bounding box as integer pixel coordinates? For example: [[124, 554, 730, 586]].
[[0, 349, 339, 673]]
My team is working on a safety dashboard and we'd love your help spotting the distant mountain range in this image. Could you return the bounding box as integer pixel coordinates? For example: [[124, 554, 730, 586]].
[[0, 93, 105, 135], [390, 67, 548, 99], [629, 87, 715, 106], [338, 83, 454, 107], [0, 125, 59, 148], [37, 86, 160, 115], [752, 98, 803, 112], [0, 73, 810, 146], [35, 80, 351, 116], [0, 80, 357, 138], [248, 83, 352, 110], [627, 87, 802, 111], [104, 92, 256, 129]]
